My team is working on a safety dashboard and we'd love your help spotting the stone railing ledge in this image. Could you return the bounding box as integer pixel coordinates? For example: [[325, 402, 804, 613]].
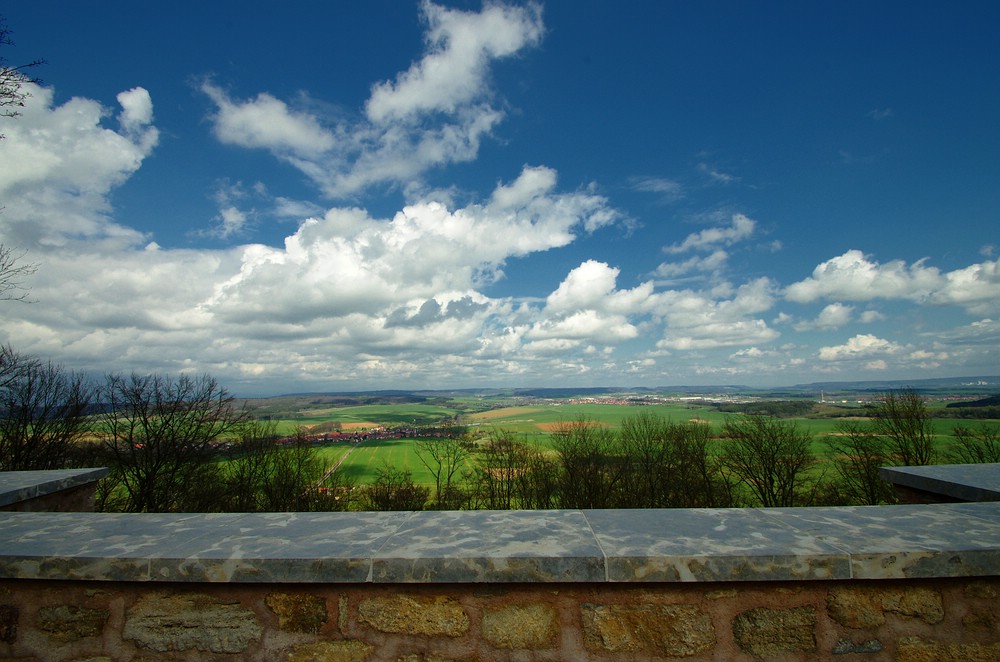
[[2, 502, 999, 585], [0, 467, 109, 509], [881, 463, 1000, 503]]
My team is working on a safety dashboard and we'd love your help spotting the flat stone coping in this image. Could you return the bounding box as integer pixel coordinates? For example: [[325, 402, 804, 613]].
[[1, 503, 998, 584], [0, 468, 109, 508], [880, 463, 1000, 502]]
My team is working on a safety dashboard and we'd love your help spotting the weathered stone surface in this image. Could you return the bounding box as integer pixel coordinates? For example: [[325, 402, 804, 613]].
[[265, 592, 328, 633], [827, 587, 885, 628], [965, 581, 998, 599], [123, 592, 261, 653], [963, 609, 999, 632], [883, 587, 944, 624], [582, 603, 715, 656], [286, 640, 373, 662], [482, 603, 558, 649], [832, 638, 883, 655], [827, 586, 943, 628], [897, 637, 1000, 662], [358, 595, 469, 637], [0, 604, 17, 643], [732, 606, 816, 656], [38, 605, 108, 642]]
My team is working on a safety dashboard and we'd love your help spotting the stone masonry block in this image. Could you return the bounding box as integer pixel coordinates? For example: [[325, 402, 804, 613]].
[[37, 605, 109, 642], [286, 640, 374, 662], [482, 603, 558, 649], [123, 592, 261, 654], [582, 603, 715, 656], [882, 587, 944, 624], [827, 587, 885, 628], [732, 606, 816, 656], [265, 592, 328, 633], [827, 586, 944, 628], [358, 595, 469, 637], [896, 636, 1000, 662]]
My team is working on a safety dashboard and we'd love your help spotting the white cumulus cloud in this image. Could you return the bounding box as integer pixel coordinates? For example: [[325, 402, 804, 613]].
[[200, 1, 543, 199], [664, 213, 756, 254], [818, 334, 902, 361]]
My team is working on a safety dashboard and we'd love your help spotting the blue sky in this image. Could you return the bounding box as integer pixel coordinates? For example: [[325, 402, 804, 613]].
[[1, 1, 998, 395]]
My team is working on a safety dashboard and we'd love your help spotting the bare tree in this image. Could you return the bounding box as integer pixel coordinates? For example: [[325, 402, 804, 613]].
[[0, 244, 37, 302], [361, 462, 429, 511], [414, 433, 472, 509], [97, 373, 250, 512], [826, 420, 896, 505], [470, 429, 557, 510], [866, 389, 936, 466], [949, 423, 1000, 464], [551, 416, 626, 509], [719, 414, 816, 507], [0, 356, 94, 471], [1, 18, 42, 300], [1, 16, 44, 132]]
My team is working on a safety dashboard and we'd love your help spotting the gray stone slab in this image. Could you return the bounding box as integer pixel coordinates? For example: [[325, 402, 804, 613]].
[[151, 511, 413, 582], [759, 503, 1000, 579], [880, 463, 1000, 501], [0, 512, 206, 580], [585, 508, 852, 582], [371, 510, 606, 582], [0, 468, 109, 507], [2, 503, 999, 584]]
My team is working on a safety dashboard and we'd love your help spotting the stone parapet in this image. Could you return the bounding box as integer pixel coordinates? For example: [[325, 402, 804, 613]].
[[1, 503, 998, 584], [0, 469, 108, 513]]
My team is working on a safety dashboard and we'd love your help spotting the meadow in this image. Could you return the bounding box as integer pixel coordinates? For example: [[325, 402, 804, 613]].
[[269, 399, 995, 488]]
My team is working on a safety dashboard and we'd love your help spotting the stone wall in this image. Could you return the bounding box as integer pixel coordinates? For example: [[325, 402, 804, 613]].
[[2, 577, 999, 661], [2, 474, 999, 662]]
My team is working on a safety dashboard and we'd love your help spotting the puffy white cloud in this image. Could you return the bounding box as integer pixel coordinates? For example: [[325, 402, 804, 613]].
[[365, 0, 543, 123], [200, 1, 543, 199], [931, 259, 1000, 315], [201, 82, 335, 156], [203, 166, 618, 329], [653, 278, 780, 350], [664, 214, 755, 254], [793, 302, 853, 331], [0, 83, 158, 248], [787, 250, 1000, 317], [818, 334, 902, 361], [654, 249, 729, 280]]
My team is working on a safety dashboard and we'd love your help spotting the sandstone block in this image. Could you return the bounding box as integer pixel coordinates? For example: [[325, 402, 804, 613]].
[[37, 605, 108, 643], [827, 587, 885, 628], [827, 586, 943, 628], [897, 636, 1000, 662], [286, 640, 374, 662], [964, 581, 998, 599], [582, 603, 715, 656], [732, 606, 816, 656], [266, 592, 328, 633], [358, 595, 469, 637], [882, 587, 943, 624], [482, 603, 558, 649], [123, 592, 261, 653]]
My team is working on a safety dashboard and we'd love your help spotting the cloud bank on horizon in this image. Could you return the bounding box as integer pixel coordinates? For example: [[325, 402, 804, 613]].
[[1, 1, 998, 394]]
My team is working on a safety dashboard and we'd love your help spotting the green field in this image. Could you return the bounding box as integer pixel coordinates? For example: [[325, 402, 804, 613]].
[[259, 400, 997, 489], [270, 403, 462, 434]]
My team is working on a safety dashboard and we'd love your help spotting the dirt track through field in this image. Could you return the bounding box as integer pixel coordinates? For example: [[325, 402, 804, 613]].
[[315, 442, 360, 488]]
